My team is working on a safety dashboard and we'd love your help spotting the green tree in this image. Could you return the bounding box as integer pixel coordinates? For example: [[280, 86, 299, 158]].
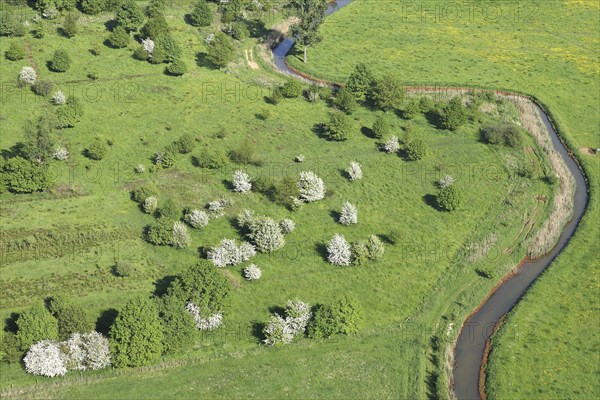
[[109, 297, 164, 367], [188, 0, 213, 27], [1, 157, 52, 193], [115, 0, 144, 32], [437, 185, 463, 211], [325, 110, 352, 141], [405, 139, 426, 161], [48, 296, 94, 340], [55, 96, 84, 128], [133, 45, 149, 61], [175, 133, 195, 153], [368, 74, 406, 111], [86, 138, 109, 160], [205, 31, 235, 68], [140, 14, 170, 40], [16, 303, 59, 350], [438, 97, 468, 131], [285, 0, 328, 63], [62, 12, 79, 38], [145, 218, 172, 245], [371, 114, 389, 139], [149, 45, 166, 64], [5, 41, 25, 61], [330, 296, 364, 335], [281, 80, 303, 98], [155, 34, 181, 61], [158, 295, 196, 354], [146, 0, 165, 17], [22, 114, 56, 163], [401, 99, 421, 119], [80, 0, 107, 15], [333, 87, 357, 114], [50, 49, 72, 72], [107, 25, 130, 48], [346, 63, 374, 101], [0, 7, 26, 37], [32, 21, 46, 38]]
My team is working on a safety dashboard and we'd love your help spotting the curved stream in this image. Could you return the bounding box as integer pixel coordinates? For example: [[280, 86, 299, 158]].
[[272, 4, 590, 400]]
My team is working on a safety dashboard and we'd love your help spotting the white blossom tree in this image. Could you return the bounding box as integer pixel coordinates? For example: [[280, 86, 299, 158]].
[[24, 340, 67, 377], [185, 209, 209, 229], [53, 146, 69, 161], [172, 221, 191, 249], [53, 91, 66, 105], [143, 196, 158, 214], [19, 66, 37, 85], [248, 217, 285, 253], [297, 171, 325, 202], [366, 235, 385, 260], [62, 332, 110, 371], [279, 219, 296, 234], [347, 161, 363, 181], [185, 302, 223, 331], [233, 169, 252, 193], [382, 135, 400, 153], [263, 314, 293, 347], [438, 175, 455, 188], [207, 198, 233, 219], [135, 164, 145, 173], [284, 300, 311, 335], [207, 239, 256, 267], [142, 38, 155, 54], [243, 264, 262, 281], [327, 234, 352, 266], [339, 202, 358, 226]]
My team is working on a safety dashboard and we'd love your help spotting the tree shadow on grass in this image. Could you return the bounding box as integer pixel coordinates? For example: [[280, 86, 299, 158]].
[[4, 313, 19, 334], [329, 209, 341, 224], [268, 305, 286, 316], [96, 308, 118, 336], [423, 194, 442, 211], [251, 320, 266, 344], [425, 110, 443, 129], [314, 242, 329, 262], [153, 275, 177, 297], [312, 122, 327, 139], [360, 126, 376, 139]]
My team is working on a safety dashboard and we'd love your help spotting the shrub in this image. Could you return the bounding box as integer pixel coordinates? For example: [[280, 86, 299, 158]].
[[263, 314, 293, 347], [273, 176, 301, 208], [158, 294, 196, 354], [243, 264, 261, 281], [333, 87, 357, 114], [325, 110, 352, 141], [55, 96, 84, 128], [143, 196, 158, 214], [406, 139, 426, 161], [32, 22, 46, 39], [135, 164, 145, 173], [115, 0, 145, 33], [185, 209, 209, 229], [145, 219, 173, 246], [387, 229, 402, 245], [371, 115, 389, 139], [270, 86, 283, 104], [1, 157, 52, 193], [330, 296, 364, 335], [86, 139, 108, 160], [5, 41, 25, 61], [306, 304, 338, 339], [418, 96, 435, 113], [0, 8, 26, 37], [16, 303, 59, 350], [232, 169, 252, 193], [23, 340, 66, 377], [19, 66, 36, 85], [280, 219, 296, 234], [131, 183, 159, 203], [401, 99, 421, 119], [166, 58, 188, 76], [193, 147, 228, 169], [347, 161, 362, 181], [133, 45, 149, 61], [205, 31, 235, 68], [62, 12, 78, 38], [305, 84, 321, 102], [281, 80, 303, 98], [351, 241, 370, 265], [346, 63, 375, 100], [368, 73, 406, 111], [247, 217, 285, 253], [297, 171, 325, 202], [156, 198, 180, 221], [188, 0, 213, 27], [339, 202, 358, 226], [53, 90, 66, 105], [107, 26, 130, 48], [53, 146, 69, 160], [32, 79, 54, 97], [284, 300, 312, 335], [229, 22, 249, 40], [172, 221, 191, 249], [152, 148, 176, 168], [80, 0, 107, 15], [62, 332, 111, 371], [140, 14, 170, 40], [207, 239, 256, 267], [175, 133, 195, 154], [113, 261, 135, 277], [382, 135, 400, 154], [207, 198, 233, 219], [48, 296, 93, 340], [480, 122, 523, 148], [438, 175, 455, 188], [295, 155, 305, 162], [50, 49, 71, 72], [185, 303, 222, 331], [438, 97, 468, 130], [365, 235, 385, 260], [1, 332, 22, 364], [229, 139, 259, 165], [327, 234, 352, 266], [437, 185, 463, 211]]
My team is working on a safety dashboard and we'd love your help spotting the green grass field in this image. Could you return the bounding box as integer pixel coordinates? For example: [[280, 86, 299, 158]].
[[0, 1, 596, 399], [287, 0, 600, 398]]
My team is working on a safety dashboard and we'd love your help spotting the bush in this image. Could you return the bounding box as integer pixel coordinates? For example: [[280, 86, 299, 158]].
[[232, 169, 252, 193], [80, 0, 107, 15], [229, 22, 249, 40], [205, 31, 235, 68], [307, 297, 364, 338], [62, 332, 111, 371], [284, 300, 312, 335], [243, 264, 261, 281], [188, 0, 213, 27], [166, 58, 188, 76], [480, 122, 524, 148], [273, 176, 301, 209], [229, 140, 260, 165], [50, 49, 71, 72], [438, 97, 468, 130], [347, 161, 362, 181], [175, 133, 195, 154], [131, 183, 159, 203], [156, 34, 181, 62], [140, 14, 169, 40], [371, 115, 389, 139], [172, 221, 191, 249], [333, 87, 358, 114], [263, 314, 293, 347], [346, 63, 375, 100], [185, 209, 209, 229], [16, 303, 59, 350], [47, 296, 93, 340], [32, 21, 46, 39], [32, 79, 54, 97], [351, 241, 370, 265], [158, 294, 196, 355], [133, 45, 149, 61], [109, 298, 164, 368], [401, 99, 421, 119], [247, 217, 285, 253], [156, 198, 180, 221], [5, 41, 25, 61], [193, 147, 228, 169], [0, 8, 26, 37], [368, 73, 406, 111], [107, 26, 130, 48], [382, 135, 400, 154], [339, 202, 358, 226], [185, 304, 222, 331], [280, 219, 296, 234], [406, 139, 426, 161], [1, 332, 22, 364], [297, 171, 325, 202], [86, 139, 108, 160], [62, 12, 78, 38], [438, 175, 455, 188], [207, 239, 256, 267], [437, 185, 463, 211], [146, 219, 173, 246], [149, 45, 167, 64], [55, 96, 84, 128], [327, 234, 352, 266], [23, 340, 66, 377], [113, 261, 135, 277], [306, 304, 338, 339], [418, 96, 435, 113], [325, 110, 352, 141], [115, 0, 145, 33], [365, 235, 385, 260], [1, 156, 52, 193], [153, 148, 176, 168], [19, 66, 36, 85], [143, 196, 158, 214], [53, 90, 66, 105], [281, 80, 303, 98]]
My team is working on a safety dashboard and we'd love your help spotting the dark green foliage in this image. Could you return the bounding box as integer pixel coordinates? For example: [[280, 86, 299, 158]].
[[16, 303, 59, 350], [220, 0, 244, 23], [273, 176, 301, 209], [193, 147, 228, 169], [50, 49, 72, 72], [115, 0, 144, 32], [22, 114, 56, 163], [166, 58, 188, 76], [109, 297, 164, 368], [281, 80, 303, 98], [86, 138, 109, 160], [107, 26, 130, 48], [1, 156, 52, 193], [188, 0, 213, 27], [270, 86, 283, 104], [306, 304, 338, 339], [0, 332, 22, 364], [480, 122, 524, 148], [229, 139, 260, 165], [325, 110, 352, 141], [156, 34, 181, 62], [333, 87, 358, 114], [32, 21, 46, 38], [133, 45, 149, 60], [230, 22, 249, 40], [113, 261, 135, 277], [205, 31, 235, 68], [175, 134, 195, 154], [153, 147, 176, 168], [80, 0, 107, 15], [405, 139, 426, 161], [158, 294, 196, 354], [368, 74, 406, 111], [55, 96, 84, 128], [156, 198, 180, 221], [146, 0, 165, 17], [145, 218, 173, 246], [32, 79, 54, 97], [437, 185, 463, 211], [307, 297, 364, 339], [0, 8, 26, 37], [401, 99, 421, 119], [418, 96, 435, 113], [387, 229, 401, 245], [166, 261, 231, 315], [438, 97, 468, 131], [48, 295, 94, 340], [5, 41, 25, 61], [285, 0, 328, 63], [140, 14, 169, 40], [131, 183, 159, 203], [62, 12, 79, 38], [149, 45, 167, 64], [346, 63, 375, 101], [371, 114, 389, 139]]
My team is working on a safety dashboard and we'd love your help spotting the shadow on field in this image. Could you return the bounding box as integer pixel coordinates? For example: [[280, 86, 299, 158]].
[[96, 308, 118, 335], [360, 126, 376, 139], [4, 313, 19, 334], [251, 320, 266, 344], [422, 194, 441, 211], [153, 275, 177, 297], [425, 110, 443, 129], [314, 242, 329, 262], [329, 209, 341, 223]]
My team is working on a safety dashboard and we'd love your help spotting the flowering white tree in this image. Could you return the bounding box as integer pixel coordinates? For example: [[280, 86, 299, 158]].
[[243, 264, 262, 281], [207, 198, 233, 219], [284, 300, 311, 335], [142, 38, 155, 54], [279, 219, 295, 234], [185, 209, 209, 229], [237, 209, 254, 229], [339, 202, 358, 226], [295, 155, 305, 162], [62, 332, 111, 371], [172, 221, 191, 249], [207, 239, 256, 267], [185, 302, 223, 331], [248, 217, 285, 253], [204, 33, 215, 44], [297, 171, 326, 202], [53, 91, 66, 105], [143, 196, 158, 214], [327, 234, 352, 266], [263, 314, 293, 347], [382, 135, 400, 153], [438, 175, 455, 188], [53, 146, 69, 161], [347, 161, 363, 181], [135, 164, 145, 173], [62, 334, 85, 371], [366, 235, 385, 260], [24, 340, 67, 377], [19, 66, 37, 85], [232, 169, 252, 193]]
